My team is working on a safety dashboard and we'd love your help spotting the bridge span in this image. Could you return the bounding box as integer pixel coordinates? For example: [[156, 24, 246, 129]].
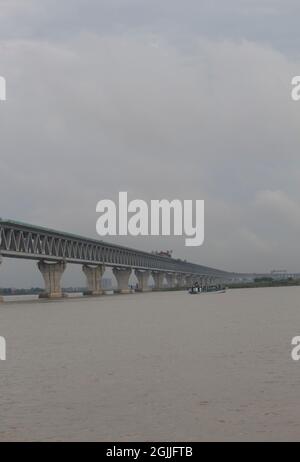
[[0, 219, 234, 298]]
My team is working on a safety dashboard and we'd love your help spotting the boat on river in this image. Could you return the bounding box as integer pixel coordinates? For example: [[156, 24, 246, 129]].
[[188, 286, 226, 295]]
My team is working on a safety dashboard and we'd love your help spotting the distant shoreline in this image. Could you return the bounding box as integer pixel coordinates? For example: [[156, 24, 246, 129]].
[[228, 280, 300, 289]]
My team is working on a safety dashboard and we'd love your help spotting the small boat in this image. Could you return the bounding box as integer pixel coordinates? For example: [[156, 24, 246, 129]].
[[188, 286, 226, 295]]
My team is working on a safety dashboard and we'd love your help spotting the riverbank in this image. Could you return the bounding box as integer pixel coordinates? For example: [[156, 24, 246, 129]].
[[228, 280, 300, 289]]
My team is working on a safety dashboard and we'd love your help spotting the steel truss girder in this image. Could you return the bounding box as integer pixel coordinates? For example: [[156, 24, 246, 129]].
[[0, 220, 231, 277]]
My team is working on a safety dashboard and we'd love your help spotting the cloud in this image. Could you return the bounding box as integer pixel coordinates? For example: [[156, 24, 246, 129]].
[[0, 6, 300, 285], [1, 1, 300, 55], [255, 190, 300, 230]]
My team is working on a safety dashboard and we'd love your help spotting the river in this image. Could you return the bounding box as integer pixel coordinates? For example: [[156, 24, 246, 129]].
[[0, 287, 300, 441]]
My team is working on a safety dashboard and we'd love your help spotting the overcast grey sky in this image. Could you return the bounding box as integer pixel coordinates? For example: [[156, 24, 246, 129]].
[[1, 0, 300, 287]]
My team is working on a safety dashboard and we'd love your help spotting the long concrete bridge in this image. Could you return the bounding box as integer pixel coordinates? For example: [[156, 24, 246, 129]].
[[0, 219, 235, 298]]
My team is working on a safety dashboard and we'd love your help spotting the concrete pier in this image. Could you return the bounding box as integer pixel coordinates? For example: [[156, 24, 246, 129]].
[[197, 276, 204, 290], [185, 275, 193, 288], [135, 269, 151, 292], [113, 268, 132, 293], [199, 276, 206, 291], [176, 274, 186, 289], [166, 273, 176, 289], [38, 260, 66, 298], [203, 276, 212, 291], [82, 264, 105, 295], [152, 271, 165, 290]]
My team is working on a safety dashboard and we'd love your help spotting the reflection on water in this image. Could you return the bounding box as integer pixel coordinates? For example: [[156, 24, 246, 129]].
[[0, 287, 300, 441]]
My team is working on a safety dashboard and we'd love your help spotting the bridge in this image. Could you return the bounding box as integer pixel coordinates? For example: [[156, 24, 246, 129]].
[[0, 219, 235, 298]]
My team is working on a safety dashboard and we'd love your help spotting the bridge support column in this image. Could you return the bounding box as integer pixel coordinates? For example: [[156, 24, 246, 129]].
[[152, 271, 165, 290], [113, 268, 132, 294], [135, 270, 151, 292], [205, 276, 213, 291], [175, 274, 185, 289], [215, 277, 221, 289], [199, 276, 205, 290], [166, 273, 176, 289], [83, 264, 105, 295], [185, 275, 193, 288], [38, 260, 66, 298], [202, 276, 208, 291]]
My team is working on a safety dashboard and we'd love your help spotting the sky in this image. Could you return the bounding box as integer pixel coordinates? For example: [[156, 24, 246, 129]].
[[0, 0, 300, 287]]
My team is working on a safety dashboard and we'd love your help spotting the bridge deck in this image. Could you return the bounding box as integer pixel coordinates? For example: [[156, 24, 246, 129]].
[[0, 219, 231, 276]]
